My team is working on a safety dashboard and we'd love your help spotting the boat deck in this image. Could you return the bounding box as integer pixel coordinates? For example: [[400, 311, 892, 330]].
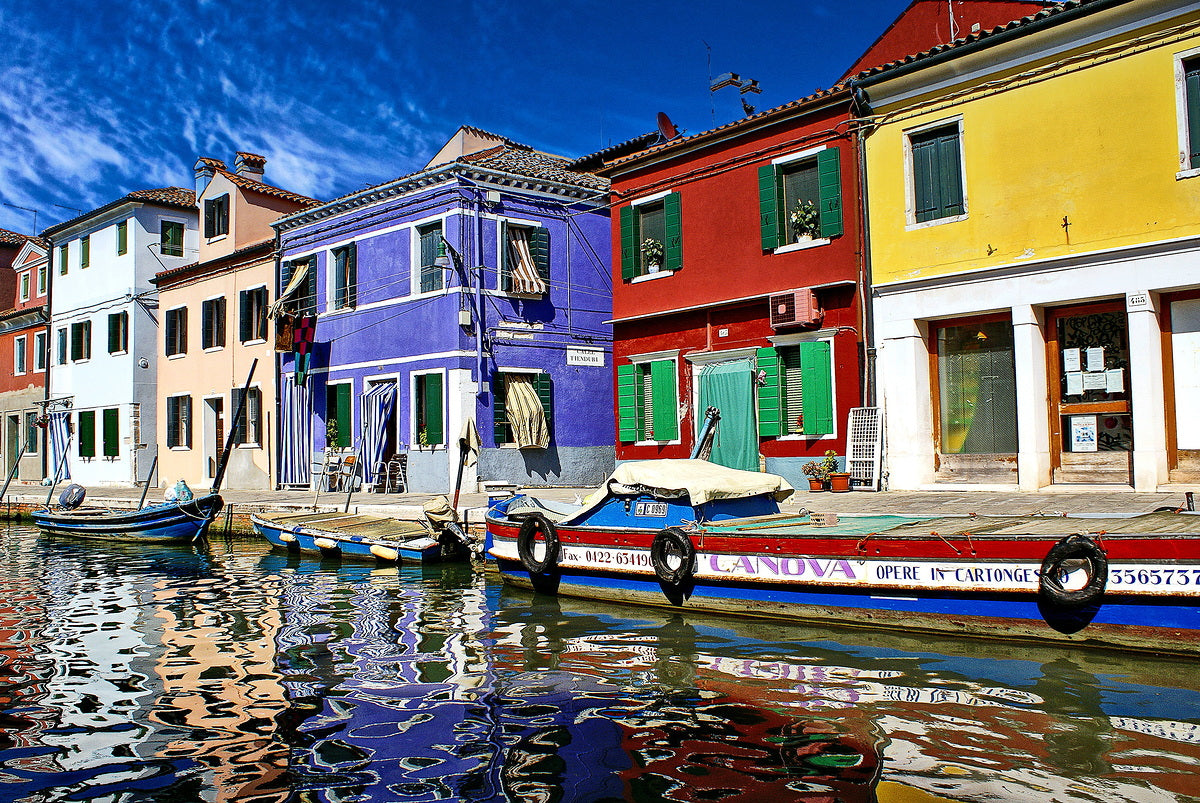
[[262, 511, 429, 538]]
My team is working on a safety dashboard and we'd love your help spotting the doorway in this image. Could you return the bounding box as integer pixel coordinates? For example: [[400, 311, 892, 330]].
[[5, 415, 19, 476], [697, 359, 758, 472], [1046, 302, 1132, 484], [204, 397, 224, 480]]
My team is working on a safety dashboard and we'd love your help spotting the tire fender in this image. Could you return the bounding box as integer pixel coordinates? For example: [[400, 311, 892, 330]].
[[1039, 534, 1108, 607], [651, 527, 696, 586], [516, 514, 559, 575]]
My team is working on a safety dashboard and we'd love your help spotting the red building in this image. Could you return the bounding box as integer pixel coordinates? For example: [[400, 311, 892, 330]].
[[0, 230, 49, 482], [581, 0, 1049, 488]]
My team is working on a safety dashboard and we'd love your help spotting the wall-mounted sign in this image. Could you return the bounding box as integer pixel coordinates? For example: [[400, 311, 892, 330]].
[[1070, 415, 1098, 453], [566, 347, 605, 367], [1127, 291, 1154, 313]]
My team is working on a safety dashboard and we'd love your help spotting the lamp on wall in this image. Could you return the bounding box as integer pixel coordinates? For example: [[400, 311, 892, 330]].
[[434, 237, 462, 272]]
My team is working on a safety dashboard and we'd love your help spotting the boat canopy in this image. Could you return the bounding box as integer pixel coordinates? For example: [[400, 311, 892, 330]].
[[608, 459, 794, 505]]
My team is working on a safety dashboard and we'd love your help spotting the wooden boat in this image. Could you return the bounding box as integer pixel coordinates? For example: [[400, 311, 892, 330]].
[[32, 493, 223, 543], [486, 459, 1200, 656], [252, 510, 469, 563]]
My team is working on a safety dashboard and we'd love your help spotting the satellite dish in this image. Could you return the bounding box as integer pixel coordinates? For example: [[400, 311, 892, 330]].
[[657, 112, 678, 141]]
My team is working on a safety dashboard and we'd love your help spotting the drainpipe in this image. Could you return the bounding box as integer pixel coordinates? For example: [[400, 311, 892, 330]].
[[850, 81, 877, 407], [474, 189, 486, 393], [272, 226, 283, 489]]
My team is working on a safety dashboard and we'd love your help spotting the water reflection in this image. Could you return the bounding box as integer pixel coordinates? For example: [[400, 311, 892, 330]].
[[1, 525, 1199, 801]]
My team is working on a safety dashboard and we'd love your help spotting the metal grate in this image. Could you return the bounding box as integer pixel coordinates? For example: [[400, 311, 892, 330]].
[[846, 406, 882, 491]]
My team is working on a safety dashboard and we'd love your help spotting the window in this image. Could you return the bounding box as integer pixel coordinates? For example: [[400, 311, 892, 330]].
[[935, 320, 1016, 455], [34, 331, 47, 371], [325, 383, 352, 449], [102, 408, 119, 458], [239, 287, 268, 342], [18, 272, 29, 302], [908, 122, 965, 224], [492, 371, 552, 447], [755, 342, 834, 437], [281, 257, 317, 317], [414, 373, 444, 446], [24, 412, 38, 454], [204, 194, 229, 238], [202, 297, 226, 350], [78, 410, 96, 458], [56, 327, 67, 365], [617, 359, 679, 442], [500, 224, 549, 294], [107, 311, 128, 354], [13, 335, 26, 375], [161, 220, 184, 257], [332, 243, 357, 309], [37, 263, 46, 296], [116, 220, 128, 255], [619, 192, 681, 280], [231, 386, 262, 446], [70, 321, 91, 362], [758, 147, 843, 249], [165, 307, 187, 356], [166, 395, 192, 449], [59, 244, 68, 276], [418, 223, 444, 293], [80, 235, 90, 268]]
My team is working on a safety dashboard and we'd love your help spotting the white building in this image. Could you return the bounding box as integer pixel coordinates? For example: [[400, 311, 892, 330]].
[[42, 188, 197, 487]]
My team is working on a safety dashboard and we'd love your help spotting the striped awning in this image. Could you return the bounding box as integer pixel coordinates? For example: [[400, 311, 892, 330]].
[[508, 227, 547, 296], [360, 381, 397, 484], [279, 376, 312, 486], [48, 410, 71, 481]]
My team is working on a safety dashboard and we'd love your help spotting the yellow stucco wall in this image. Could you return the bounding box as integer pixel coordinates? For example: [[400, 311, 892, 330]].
[[866, 12, 1200, 286]]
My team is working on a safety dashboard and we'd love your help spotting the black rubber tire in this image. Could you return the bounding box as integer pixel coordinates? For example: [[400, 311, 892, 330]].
[[516, 514, 559, 575], [651, 527, 696, 586], [1039, 534, 1108, 608]]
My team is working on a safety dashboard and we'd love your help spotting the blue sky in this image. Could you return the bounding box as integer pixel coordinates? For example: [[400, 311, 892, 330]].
[[0, 0, 914, 234]]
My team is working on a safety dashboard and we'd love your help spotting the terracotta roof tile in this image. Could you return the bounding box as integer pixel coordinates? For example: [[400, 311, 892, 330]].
[[217, 168, 321, 208], [43, 187, 196, 237], [458, 144, 609, 191]]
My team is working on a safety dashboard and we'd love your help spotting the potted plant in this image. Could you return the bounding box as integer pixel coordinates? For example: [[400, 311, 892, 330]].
[[802, 451, 837, 491], [824, 450, 852, 493], [641, 238, 664, 272], [790, 200, 820, 242], [325, 418, 340, 450]]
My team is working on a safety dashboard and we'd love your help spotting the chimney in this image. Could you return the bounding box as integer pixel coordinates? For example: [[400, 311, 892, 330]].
[[234, 151, 267, 182], [193, 157, 226, 195]]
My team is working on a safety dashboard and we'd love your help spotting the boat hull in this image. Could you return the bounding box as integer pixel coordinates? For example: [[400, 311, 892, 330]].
[[32, 494, 224, 543], [488, 510, 1200, 656], [251, 511, 461, 563]]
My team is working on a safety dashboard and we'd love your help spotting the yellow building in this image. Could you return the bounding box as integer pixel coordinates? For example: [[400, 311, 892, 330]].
[[152, 154, 317, 490], [859, 0, 1200, 490]]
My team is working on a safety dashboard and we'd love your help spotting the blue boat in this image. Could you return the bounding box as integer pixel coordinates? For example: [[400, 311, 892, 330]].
[[32, 493, 224, 543], [252, 510, 467, 563]]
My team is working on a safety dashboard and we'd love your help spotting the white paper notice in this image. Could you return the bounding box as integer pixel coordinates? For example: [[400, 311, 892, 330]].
[[1105, 368, 1125, 393], [1071, 415, 1098, 452], [1085, 347, 1105, 372], [1066, 372, 1084, 395], [1063, 348, 1081, 372], [1082, 372, 1108, 391]]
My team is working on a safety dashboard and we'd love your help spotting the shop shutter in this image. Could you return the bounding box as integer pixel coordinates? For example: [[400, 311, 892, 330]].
[[817, 147, 843, 238], [619, 206, 637, 280], [799, 341, 833, 435], [663, 192, 683, 272], [650, 359, 678, 441], [755, 347, 782, 437], [617, 363, 638, 442]]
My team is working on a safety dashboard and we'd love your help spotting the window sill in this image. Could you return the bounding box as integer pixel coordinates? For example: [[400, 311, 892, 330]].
[[236, 443, 262, 450], [1176, 167, 1200, 181], [203, 346, 225, 354], [634, 439, 682, 446], [71, 359, 91, 365], [169, 446, 191, 451], [205, 235, 228, 243], [167, 353, 187, 360], [905, 213, 967, 232], [777, 433, 834, 441], [109, 350, 128, 357], [13, 371, 25, 377], [630, 270, 675, 284], [774, 237, 831, 254], [498, 290, 547, 300], [240, 338, 268, 347]]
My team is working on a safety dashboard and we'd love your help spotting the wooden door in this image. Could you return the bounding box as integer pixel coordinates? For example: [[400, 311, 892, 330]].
[[1046, 302, 1133, 484]]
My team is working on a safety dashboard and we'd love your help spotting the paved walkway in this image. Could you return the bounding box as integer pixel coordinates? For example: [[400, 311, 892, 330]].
[[5, 479, 1196, 521]]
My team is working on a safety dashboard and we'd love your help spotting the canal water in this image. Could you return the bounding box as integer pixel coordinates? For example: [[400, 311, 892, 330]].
[[2, 524, 1200, 802]]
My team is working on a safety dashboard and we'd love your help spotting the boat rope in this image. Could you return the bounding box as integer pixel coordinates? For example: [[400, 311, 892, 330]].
[[930, 531, 962, 555], [855, 533, 877, 552]]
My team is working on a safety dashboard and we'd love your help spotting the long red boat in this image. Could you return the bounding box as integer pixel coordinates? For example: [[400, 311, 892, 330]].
[[486, 460, 1200, 656]]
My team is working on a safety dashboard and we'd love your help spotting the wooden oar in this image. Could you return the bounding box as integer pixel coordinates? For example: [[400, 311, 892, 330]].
[[138, 455, 158, 509], [0, 439, 29, 502]]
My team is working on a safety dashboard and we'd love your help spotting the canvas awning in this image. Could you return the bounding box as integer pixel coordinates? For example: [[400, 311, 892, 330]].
[[508, 227, 548, 295], [267, 260, 309, 319]]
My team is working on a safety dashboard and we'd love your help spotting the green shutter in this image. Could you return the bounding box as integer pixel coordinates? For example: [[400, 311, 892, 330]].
[[108, 315, 119, 354], [336, 383, 352, 448], [758, 164, 783, 250], [799, 341, 833, 435], [500, 222, 512, 292], [817, 148, 843, 238], [116, 221, 127, 255], [239, 290, 251, 342], [102, 408, 119, 457], [937, 132, 964, 218], [755, 347, 783, 437], [663, 192, 682, 272], [619, 205, 637, 280], [1188, 61, 1200, 164], [535, 372, 553, 435], [617, 363, 638, 442], [649, 359, 678, 441], [912, 136, 937, 222], [81, 236, 89, 268], [492, 373, 509, 445], [423, 373, 443, 445], [78, 411, 96, 458], [530, 227, 550, 284]]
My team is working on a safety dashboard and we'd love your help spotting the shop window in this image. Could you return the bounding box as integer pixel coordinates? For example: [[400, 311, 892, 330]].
[[935, 321, 1017, 454]]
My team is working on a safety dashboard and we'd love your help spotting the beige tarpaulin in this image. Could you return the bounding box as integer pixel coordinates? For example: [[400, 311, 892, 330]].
[[506, 374, 549, 449], [507, 227, 547, 295], [459, 418, 480, 466], [608, 459, 794, 506]]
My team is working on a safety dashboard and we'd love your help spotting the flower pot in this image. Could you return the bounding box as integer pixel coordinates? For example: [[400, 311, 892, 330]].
[[794, 233, 813, 244], [829, 472, 852, 493], [807, 478, 827, 492]]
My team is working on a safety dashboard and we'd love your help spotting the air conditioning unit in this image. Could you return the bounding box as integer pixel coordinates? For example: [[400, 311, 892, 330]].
[[769, 288, 822, 329]]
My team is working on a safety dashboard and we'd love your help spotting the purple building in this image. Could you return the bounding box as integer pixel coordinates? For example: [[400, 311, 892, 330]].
[[271, 127, 614, 493]]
